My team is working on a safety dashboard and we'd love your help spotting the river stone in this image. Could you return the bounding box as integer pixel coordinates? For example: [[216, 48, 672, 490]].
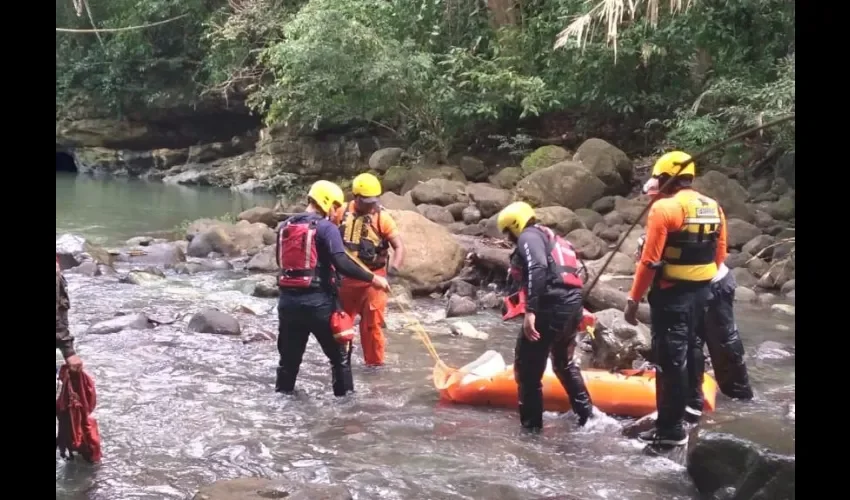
[[449, 321, 489, 340], [86, 313, 153, 335], [56, 233, 112, 269], [187, 309, 241, 335], [247, 245, 279, 272], [687, 432, 794, 500], [192, 477, 353, 500], [124, 242, 186, 267], [386, 209, 465, 289], [446, 295, 477, 318], [589, 308, 651, 370], [119, 268, 166, 286]]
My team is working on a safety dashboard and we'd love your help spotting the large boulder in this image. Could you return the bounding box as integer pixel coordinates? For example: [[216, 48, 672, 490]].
[[489, 166, 523, 189], [692, 171, 753, 222], [464, 183, 512, 218], [246, 245, 278, 272], [726, 219, 762, 250], [416, 204, 455, 224], [237, 206, 278, 228], [399, 166, 466, 194], [187, 309, 241, 335], [409, 178, 468, 206], [520, 145, 571, 176], [386, 209, 465, 289], [123, 242, 187, 267], [565, 228, 608, 260], [368, 147, 404, 173], [572, 138, 634, 195], [186, 219, 274, 257], [514, 161, 606, 210], [458, 155, 489, 181], [535, 206, 585, 235]]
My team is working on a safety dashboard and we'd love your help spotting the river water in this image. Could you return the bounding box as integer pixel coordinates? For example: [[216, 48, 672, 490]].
[[55, 172, 796, 500]]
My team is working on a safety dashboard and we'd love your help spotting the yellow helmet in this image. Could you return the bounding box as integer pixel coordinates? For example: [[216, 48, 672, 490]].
[[497, 201, 536, 238], [651, 151, 696, 178], [352, 173, 382, 199], [307, 180, 345, 215]]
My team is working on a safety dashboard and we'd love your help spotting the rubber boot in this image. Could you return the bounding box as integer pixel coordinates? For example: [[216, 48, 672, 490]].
[[517, 381, 544, 431], [275, 366, 296, 395], [331, 344, 354, 397]]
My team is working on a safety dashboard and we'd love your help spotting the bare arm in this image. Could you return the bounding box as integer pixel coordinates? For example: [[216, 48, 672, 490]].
[[388, 234, 405, 270]]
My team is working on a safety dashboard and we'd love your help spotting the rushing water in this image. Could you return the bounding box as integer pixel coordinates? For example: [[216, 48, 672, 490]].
[[55, 173, 795, 500]]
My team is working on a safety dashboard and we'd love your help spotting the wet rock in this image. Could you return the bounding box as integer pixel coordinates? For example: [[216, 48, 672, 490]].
[[731, 268, 757, 289], [187, 309, 242, 335], [734, 286, 757, 303], [174, 259, 234, 275], [410, 178, 468, 206], [756, 261, 794, 290], [779, 279, 795, 295], [514, 161, 606, 210], [692, 171, 753, 222], [520, 145, 571, 176], [387, 209, 465, 289], [461, 205, 482, 224], [188, 226, 237, 257], [573, 138, 634, 195], [477, 290, 502, 309], [242, 330, 277, 344], [535, 206, 585, 235], [237, 206, 278, 228], [125, 242, 187, 267], [449, 321, 489, 340], [489, 166, 523, 189], [253, 276, 280, 298], [387, 283, 413, 309], [68, 261, 101, 276], [753, 340, 794, 360], [465, 183, 512, 218], [369, 147, 404, 173], [86, 313, 153, 335], [185, 219, 272, 256], [565, 228, 608, 260], [192, 477, 352, 500], [687, 432, 794, 500], [246, 245, 279, 272], [622, 411, 658, 439], [756, 293, 778, 306], [448, 279, 477, 298], [56, 233, 112, 270], [126, 235, 155, 246], [446, 295, 478, 318], [589, 309, 651, 370], [120, 268, 166, 285], [726, 219, 762, 249], [379, 191, 417, 211], [770, 304, 795, 317]]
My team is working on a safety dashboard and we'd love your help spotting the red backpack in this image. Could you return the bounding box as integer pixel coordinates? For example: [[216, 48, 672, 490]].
[[56, 366, 102, 463], [277, 215, 324, 289]]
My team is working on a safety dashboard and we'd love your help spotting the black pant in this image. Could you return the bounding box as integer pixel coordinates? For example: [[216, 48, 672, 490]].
[[648, 283, 710, 437], [276, 290, 353, 397], [514, 287, 593, 430], [697, 272, 753, 400]]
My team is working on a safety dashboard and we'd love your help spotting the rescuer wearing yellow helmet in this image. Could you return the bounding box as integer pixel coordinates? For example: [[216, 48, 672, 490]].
[[624, 151, 729, 450], [275, 180, 390, 397], [496, 201, 595, 432], [331, 172, 405, 367]]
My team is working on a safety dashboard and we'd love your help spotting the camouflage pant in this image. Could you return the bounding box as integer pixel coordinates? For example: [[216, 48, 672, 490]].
[[56, 270, 75, 358]]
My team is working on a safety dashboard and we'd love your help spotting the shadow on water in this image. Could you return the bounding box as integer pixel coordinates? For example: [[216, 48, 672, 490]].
[[55, 177, 794, 500]]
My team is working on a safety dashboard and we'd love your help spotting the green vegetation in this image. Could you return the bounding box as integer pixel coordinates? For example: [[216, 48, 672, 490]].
[[57, 0, 794, 158]]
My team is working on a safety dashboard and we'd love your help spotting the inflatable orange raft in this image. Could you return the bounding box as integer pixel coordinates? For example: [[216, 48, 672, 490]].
[[433, 351, 718, 418]]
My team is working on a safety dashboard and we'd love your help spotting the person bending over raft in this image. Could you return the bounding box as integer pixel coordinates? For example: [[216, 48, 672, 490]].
[[496, 201, 595, 431], [636, 179, 753, 401], [275, 180, 391, 397], [624, 151, 728, 448], [332, 173, 405, 367]]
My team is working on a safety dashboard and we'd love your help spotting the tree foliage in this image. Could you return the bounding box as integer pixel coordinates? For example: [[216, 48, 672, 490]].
[[56, 0, 795, 156]]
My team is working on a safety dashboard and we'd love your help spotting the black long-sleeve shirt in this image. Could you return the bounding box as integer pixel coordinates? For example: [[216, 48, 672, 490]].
[[515, 227, 551, 313]]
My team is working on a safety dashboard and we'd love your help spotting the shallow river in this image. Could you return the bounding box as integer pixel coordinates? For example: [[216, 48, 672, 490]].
[[55, 173, 795, 500]]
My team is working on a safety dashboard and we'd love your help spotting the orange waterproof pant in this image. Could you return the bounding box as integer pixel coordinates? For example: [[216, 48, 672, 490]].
[[339, 279, 388, 366]]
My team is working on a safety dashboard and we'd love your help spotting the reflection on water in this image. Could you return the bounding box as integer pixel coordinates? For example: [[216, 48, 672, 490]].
[[56, 173, 276, 245]]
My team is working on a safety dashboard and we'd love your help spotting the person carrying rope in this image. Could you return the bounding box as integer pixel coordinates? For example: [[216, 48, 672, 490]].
[[624, 151, 728, 448], [275, 180, 390, 397], [496, 201, 594, 432], [332, 173, 405, 367], [635, 166, 753, 402]]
